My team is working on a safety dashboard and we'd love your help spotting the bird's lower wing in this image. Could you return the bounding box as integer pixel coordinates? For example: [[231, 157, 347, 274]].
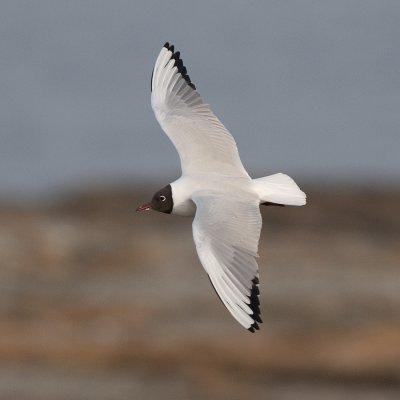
[[192, 194, 263, 332], [151, 43, 249, 178]]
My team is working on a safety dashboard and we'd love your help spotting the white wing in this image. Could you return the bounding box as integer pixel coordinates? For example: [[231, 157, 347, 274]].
[[192, 193, 263, 332], [151, 43, 249, 178]]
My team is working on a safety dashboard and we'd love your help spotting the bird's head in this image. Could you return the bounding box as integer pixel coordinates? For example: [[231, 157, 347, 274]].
[[136, 184, 173, 214]]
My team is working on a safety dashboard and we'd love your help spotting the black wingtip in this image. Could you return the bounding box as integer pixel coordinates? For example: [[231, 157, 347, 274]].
[[247, 277, 262, 332], [163, 42, 174, 52], [162, 42, 196, 90], [248, 322, 260, 333]]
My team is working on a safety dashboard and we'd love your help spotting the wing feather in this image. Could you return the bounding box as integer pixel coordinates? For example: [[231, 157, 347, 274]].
[[151, 43, 249, 178], [192, 194, 263, 331]]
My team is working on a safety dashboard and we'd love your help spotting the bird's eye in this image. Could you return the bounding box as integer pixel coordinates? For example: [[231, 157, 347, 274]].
[[160, 195, 166, 202]]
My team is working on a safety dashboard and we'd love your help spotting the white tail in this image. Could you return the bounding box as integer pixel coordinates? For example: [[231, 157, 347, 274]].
[[253, 173, 306, 206]]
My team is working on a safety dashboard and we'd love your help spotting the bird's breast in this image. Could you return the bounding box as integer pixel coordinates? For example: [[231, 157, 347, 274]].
[[171, 198, 196, 217]]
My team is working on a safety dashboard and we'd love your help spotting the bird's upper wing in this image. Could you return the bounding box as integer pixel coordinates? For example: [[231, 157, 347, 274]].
[[192, 193, 263, 332], [151, 43, 249, 178]]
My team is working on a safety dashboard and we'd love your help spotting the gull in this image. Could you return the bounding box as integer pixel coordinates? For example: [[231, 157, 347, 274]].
[[137, 43, 306, 332]]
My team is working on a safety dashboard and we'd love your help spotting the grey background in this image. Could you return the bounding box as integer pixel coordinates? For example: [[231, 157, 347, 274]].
[[1, 0, 399, 195]]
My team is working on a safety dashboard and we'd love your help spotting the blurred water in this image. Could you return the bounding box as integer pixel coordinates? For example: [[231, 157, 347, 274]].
[[1, 1, 399, 195]]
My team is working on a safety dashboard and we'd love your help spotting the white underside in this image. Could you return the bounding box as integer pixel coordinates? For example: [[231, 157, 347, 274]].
[[171, 172, 306, 217]]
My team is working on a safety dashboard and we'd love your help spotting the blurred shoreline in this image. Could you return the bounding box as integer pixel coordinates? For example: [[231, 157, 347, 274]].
[[0, 185, 399, 399]]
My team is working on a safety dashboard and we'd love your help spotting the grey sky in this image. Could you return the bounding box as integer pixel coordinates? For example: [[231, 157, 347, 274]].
[[1, 1, 399, 194]]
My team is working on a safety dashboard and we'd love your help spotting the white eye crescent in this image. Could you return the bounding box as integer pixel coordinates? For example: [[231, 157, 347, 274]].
[[160, 195, 166, 202]]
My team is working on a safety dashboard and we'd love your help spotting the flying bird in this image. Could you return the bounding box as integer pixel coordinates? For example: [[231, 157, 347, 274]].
[[137, 43, 306, 332]]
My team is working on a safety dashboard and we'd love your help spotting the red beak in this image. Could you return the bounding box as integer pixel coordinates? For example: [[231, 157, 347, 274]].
[[136, 202, 153, 212]]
